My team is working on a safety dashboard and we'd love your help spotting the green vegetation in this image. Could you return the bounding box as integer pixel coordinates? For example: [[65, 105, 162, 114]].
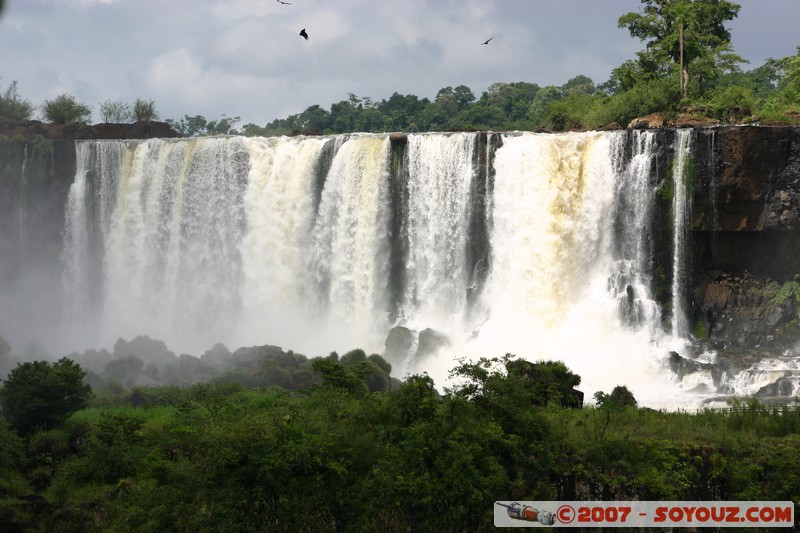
[[41, 94, 92, 124], [166, 113, 241, 136], [693, 317, 708, 340], [98, 99, 131, 123], [1, 355, 799, 531], [618, 0, 742, 98], [0, 79, 34, 120], [0, 358, 92, 436], [132, 98, 158, 122], [768, 276, 800, 307]]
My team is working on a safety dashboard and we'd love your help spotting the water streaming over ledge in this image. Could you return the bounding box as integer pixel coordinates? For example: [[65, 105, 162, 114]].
[[63, 131, 708, 407], [671, 129, 693, 340]]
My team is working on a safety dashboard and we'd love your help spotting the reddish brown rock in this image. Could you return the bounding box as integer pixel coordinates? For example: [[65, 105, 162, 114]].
[[628, 112, 666, 129]]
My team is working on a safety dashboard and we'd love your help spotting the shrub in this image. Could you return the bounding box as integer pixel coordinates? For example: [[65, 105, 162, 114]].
[[42, 94, 91, 124], [0, 80, 34, 120], [0, 358, 93, 436], [707, 86, 757, 122], [133, 98, 158, 122], [99, 99, 132, 123]]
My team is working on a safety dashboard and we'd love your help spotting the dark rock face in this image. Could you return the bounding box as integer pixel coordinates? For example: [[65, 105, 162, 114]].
[[383, 325, 451, 367], [384, 326, 416, 364], [687, 126, 800, 368], [416, 328, 450, 361], [0, 118, 181, 140], [692, 126, 800, 233]]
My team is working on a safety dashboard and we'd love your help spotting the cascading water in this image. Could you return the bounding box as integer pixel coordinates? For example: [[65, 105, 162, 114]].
[[65, 138, 250, 351], [309, 135, 393, 351], [62, 130, 711, 407], [18, 145, 28, 252], [237, 135, 334, 351], [608, 130, 661, 334], [461, 131, 680, 406], [401, 133, 476, 334], [671, 129, 693, 339]]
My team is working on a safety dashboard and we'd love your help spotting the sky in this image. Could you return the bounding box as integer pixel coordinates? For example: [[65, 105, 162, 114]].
[[1, 0, 799, 127]]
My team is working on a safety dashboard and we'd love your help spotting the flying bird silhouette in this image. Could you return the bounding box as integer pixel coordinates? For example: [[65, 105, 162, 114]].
[[480, 37, 493, 45], [299, 28, 308, 40], [275, 0, 291, 4]]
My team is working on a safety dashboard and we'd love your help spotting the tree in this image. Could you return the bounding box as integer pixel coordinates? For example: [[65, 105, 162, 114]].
[[206, 115, 241, 135], [167, 114, 209, 137], [133, 98, 158, 122], [562, 75, 596, 95], [0, 358, 92, 435], [527, 85, 563, 125], [618, 0, 742, 98], [593, 386, 637, 440], [42, 94, 92, 124], [780, 47, 800, 102], [447, 355, 584, 408], [297, 104, 330, 133], [0, 79, 34, 120], [311, 358, 368, 397], [99, 99, 132, 123]]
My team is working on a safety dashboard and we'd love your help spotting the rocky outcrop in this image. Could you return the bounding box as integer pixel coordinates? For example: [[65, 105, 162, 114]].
[[628, 112, 721, 129], [685, 126, 800, 372], [692, 126, 800, 233], [691, 126, 800, 350], [382, 326, 450, 367], [384, 326, 416, 363], [0, 117, 181, 140]]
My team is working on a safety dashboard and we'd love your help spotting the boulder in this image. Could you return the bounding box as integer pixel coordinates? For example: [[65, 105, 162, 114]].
[[384, 326, 416, 363], [673, 114, 720, 128], [628, 112, 666, 129], [755, 375, 795, 398], [416, 328, 450, 360]]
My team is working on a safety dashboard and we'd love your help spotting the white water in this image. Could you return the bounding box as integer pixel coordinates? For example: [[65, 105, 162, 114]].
[[309, 135, 393, 351], [671, 129, 693, 339], [63, 131, 715, 408], [401, 133, 475, 334], [238, 135, 332, 351], [451, 132, 682, 407]]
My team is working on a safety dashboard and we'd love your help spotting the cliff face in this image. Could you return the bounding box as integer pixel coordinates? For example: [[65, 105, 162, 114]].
[[688, 126, 800, 378]]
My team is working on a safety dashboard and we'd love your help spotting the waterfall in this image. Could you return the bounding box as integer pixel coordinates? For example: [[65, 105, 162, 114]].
[[64, 138, 250, 352], [237, 135, 333, 350], [671, 129, 693, 339], [465, 131, 673, 403], [401, 133, 476, 334], [310, 135, 393, 350], [18, 144, 28, 253], [609, 130, 661, 333], [63, 142, 91, 321], [62, 131, 699, 406]]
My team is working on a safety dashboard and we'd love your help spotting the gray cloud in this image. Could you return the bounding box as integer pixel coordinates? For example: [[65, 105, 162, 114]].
[[2, 0, 798, 126]]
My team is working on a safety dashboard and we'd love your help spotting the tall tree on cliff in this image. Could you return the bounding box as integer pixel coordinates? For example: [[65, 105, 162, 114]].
[[618, 0, 742, 98]]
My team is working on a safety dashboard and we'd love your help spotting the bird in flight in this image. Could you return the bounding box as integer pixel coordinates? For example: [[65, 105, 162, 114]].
[[299, 28, 309, 40], [275, 0, 291, 4], [480, 37, 493, 45]]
